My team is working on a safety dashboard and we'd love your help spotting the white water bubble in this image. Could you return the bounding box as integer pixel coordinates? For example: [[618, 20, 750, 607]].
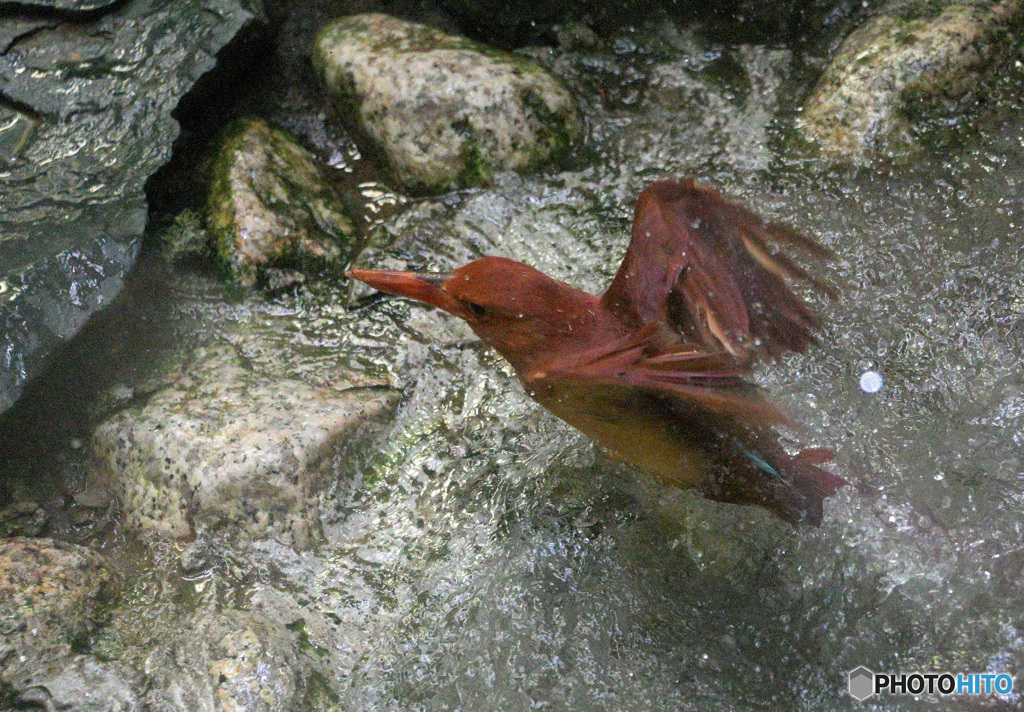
[[859, 370, 883, 393]]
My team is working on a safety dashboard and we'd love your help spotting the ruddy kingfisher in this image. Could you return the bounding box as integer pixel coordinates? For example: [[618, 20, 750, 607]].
[[349, 179, 848, 525]]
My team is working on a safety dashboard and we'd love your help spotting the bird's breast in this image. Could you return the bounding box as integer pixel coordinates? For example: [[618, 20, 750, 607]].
[[524, 376, 715, 488]]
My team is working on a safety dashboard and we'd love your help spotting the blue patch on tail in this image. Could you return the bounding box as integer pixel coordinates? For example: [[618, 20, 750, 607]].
[[744, 450, 783, 481]]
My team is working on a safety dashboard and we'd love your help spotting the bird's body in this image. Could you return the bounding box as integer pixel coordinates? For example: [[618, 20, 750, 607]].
[[350, 179, 848, 525]]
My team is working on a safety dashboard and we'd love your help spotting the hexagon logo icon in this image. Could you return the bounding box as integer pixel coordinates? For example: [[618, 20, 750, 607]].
[[848, 666, 875, 700]]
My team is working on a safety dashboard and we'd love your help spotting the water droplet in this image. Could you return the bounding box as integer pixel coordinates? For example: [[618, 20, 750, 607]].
[[859, 370, 883, 393]]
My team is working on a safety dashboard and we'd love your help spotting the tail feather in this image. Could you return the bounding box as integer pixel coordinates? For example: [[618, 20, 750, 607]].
[[772, 449, 848, 525], [702, 442, 849, 526]]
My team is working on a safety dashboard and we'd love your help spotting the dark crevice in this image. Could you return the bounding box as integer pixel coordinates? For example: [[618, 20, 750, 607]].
[[0, 92, 51, 121], [0, 3, 276, 525], [142, 12, 273, 227], [0, 18, 58, 54]]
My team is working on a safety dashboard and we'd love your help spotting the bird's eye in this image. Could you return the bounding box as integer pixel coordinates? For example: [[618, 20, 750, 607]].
[[467, 302, 486, 317]]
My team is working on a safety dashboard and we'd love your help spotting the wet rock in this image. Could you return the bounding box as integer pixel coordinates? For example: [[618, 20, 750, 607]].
[[0, 500, 47, 537], [14, 656, 142, 712], [15, 0, 121, 9], [160, 209, 210, 265], [0, 537, 139, 711], [90, 343, 400, 546], [0, 0, 262, 416], [799, 0, 1022, 163], [261, 267, 307, 293], [207, 118, 357, 287], [144, 607, 305, 712], [312, 13, 581, 194], [0, 538, 113, 656]]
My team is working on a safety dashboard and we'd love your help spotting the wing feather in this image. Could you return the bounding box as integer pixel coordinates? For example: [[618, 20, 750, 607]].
[[535, 327, 791, 429], [600, 179, 835, 361]]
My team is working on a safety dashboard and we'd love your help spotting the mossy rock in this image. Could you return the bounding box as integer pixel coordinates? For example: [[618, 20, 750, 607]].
[[798, 0, 1021, 164], [206, 118, 356, 287], [312, 13, 582, 194]]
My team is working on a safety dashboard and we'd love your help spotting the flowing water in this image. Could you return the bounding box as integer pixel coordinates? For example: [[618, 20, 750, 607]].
[[2, 11, 1023, 712]]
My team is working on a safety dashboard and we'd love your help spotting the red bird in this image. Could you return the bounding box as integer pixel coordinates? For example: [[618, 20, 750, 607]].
[[349, 179, 848, 525]]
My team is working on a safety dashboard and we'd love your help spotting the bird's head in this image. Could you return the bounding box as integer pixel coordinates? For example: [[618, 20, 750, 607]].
[[349, 257, 601, 370]]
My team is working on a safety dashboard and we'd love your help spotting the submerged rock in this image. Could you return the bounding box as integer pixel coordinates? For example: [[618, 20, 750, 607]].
[[90, 343, 399, 547], [160, 209, 210, 265], [312, 13, 582, 194], [0, 501, 47, 538], [0, 537, 139, 711], [0, 0, 262, 416], [207, 118, 358, 287], [799, 0, 1022, 163], [143, 606, 305, 712]]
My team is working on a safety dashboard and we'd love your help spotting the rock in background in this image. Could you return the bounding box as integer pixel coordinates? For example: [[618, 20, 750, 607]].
[[799, 0, 1023, 163], [0, 0, 263, 416], [313, 13, 582, 194], [207, 118, 358, 287]]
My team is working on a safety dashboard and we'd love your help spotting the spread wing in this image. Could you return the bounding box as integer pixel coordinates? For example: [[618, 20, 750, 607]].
[[530, 324, 791, 430], [600, 179, 836, 361]]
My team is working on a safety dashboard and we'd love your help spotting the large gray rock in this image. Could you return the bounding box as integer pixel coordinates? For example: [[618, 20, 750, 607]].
[[0, 0, 262, 415], [90, 343, 399, 547], [207, 118, 357, 287], [799, 0, 1022, 163], [312, 13, 582, 194]]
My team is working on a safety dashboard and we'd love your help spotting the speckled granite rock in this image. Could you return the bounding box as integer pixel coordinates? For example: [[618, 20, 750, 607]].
[[0, 538, 113, 657], [799, 0, 1022, 163], [90, 344, 400, 546], [0, 537, 140, 711], [312, 13, 581, 194], [207, 118, 357, 287]]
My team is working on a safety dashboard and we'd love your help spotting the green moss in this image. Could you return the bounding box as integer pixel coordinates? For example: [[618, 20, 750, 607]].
[[451, 118, 492, 189], [519, 86, 581, 164], [358, 417, 442, 494], [893, 0, 957, 23], [205, 118, 356, 286], [206, 119, 254, 277], [161, 208, 211, 263]]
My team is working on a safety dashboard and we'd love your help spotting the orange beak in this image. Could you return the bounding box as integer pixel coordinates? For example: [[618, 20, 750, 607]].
[[347, 268, 460, 314]]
